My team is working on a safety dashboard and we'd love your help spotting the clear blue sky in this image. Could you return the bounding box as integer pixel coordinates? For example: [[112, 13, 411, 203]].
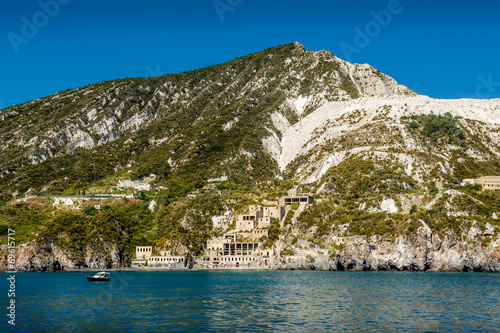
[[1, 0, 500, 109]]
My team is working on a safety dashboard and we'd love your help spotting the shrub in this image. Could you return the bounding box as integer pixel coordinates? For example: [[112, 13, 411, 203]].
[[283, 210, 295, 226], [82, 206, 98, 216]]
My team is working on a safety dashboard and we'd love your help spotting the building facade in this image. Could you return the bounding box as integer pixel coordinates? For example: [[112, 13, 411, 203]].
[[132, 246, 187, 268], [475, 176, 500, 190], [136, 246, 154, 259], [147, 255, 186, 268], [278, 194, 314, 206]]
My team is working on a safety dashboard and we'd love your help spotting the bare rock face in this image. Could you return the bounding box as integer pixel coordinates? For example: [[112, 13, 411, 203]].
[[2, 228, 499, 272], [327, 228, 500, 272], [0, 241, 126, 272], [258, 221, 500, 272]]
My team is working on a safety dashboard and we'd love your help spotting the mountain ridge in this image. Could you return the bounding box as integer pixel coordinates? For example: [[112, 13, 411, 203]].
[[0, 42, 499, 272], [0, 42, 416, 199]]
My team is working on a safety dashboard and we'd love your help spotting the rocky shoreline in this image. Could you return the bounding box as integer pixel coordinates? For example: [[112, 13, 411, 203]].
[[2, 224, 499, 272]]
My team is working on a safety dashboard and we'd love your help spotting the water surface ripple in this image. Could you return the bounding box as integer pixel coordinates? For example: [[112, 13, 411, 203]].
[[2, 271, 499, 332]]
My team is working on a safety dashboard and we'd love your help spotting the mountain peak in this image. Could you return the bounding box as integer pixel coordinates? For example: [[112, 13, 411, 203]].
[[0, 43, 443, 200]]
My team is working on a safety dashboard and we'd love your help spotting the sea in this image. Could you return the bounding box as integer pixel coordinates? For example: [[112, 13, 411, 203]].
[[1, 270, 499, 332]]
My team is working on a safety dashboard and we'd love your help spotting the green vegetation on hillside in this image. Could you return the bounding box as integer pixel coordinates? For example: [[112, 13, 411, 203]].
[[0, 42, 389, 204], [401, 113, 465, 144], [0, 43, 499, 270], [320, 156, 416, 196]]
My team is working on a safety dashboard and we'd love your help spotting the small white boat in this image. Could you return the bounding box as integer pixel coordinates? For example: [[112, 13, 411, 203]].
[[86, 271, 110, 282]]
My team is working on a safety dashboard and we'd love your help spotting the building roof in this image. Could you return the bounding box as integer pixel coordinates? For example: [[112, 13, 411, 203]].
[[478, 176, 500, 182]]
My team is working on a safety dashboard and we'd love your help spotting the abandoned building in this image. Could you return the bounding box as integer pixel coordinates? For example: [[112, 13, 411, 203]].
[[476, 176, 500, 190], [135, 246, 154, 259], [132, 246, 187, 268], [278, 194, 314, 206], [461, 176, 500, 190], [131, 246, 155, 266], [203, 233, 263, 268], [134, 192, 316, 269], [235, 204, 286, 232], [147, 255, 186, 267]]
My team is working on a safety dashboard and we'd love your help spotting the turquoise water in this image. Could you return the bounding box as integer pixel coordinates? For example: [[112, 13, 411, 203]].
[[1, 271, 499, 332]]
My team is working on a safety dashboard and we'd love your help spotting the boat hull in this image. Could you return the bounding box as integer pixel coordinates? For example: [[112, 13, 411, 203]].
[[86, 276, 110, 282]]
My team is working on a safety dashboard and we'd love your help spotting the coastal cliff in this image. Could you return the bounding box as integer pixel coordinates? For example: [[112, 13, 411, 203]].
[[298, 227, 500, 272], [0, 240, 124, 271], [3, 221, 499, 272]]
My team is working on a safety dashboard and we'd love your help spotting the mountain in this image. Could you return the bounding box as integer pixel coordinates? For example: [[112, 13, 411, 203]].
[[0, 42, 414, 199], [0, 42, 499, 272]]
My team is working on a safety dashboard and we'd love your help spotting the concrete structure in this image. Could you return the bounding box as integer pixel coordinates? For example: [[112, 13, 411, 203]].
[[131, 246, 155, 267], [132, 246, 188, 268], [223, 241, 260, 256], [235, 207, 263, 231], [253, 228, 268, 238], [332, 235, 367, 246], [147, 255, 186, 267], [203, 233, 263, 268], [257, 217, 273, 228], [131, 259, 147, 267], [279, 194, 314, 206], [219, 255, 258, 268], [262, 206, 285, 220], [236, 205, 285, 231], [461, 179, 476, 186], [475, 176, 500, 190], [236, 218, 258, 231], [136, 246, 154, 259], [261, 249, 274, 257], [202, 197, 314, 268], [460, 176, 500, 189], [207, 238, 224, 252]]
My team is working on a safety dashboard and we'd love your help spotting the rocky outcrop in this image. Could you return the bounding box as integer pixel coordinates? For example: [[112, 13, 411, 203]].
[[0, 241, 126, 272], [2, 225, 499, 272], [289, 223, 500, 272], [192, 221, 500, 272]]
